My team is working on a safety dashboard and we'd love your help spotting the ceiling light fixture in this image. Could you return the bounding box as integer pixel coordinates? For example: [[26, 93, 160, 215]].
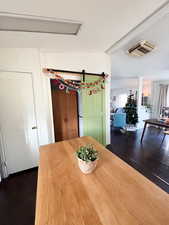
[[0, 12, 82, 35]]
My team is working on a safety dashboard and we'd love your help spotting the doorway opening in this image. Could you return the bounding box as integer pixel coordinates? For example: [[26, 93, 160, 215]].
[[50, 79, 80, 142]]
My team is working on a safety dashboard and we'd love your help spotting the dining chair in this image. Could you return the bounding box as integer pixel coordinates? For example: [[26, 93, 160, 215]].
[[161, 130, 169, 145]]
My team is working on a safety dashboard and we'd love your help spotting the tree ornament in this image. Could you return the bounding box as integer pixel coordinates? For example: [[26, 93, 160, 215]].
[[66, 87, 69, 93], [88, 90, 92, 95], [59, 83, 65, 90], [95, 89, 97, 94], [101, 84, 105, 89]]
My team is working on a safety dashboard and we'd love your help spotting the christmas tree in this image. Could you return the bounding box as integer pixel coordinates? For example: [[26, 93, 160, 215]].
[[124, 91, 138, 125]]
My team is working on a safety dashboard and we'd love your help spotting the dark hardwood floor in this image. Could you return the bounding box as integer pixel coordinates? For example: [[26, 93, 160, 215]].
[[107, 126, 169, 193], [0, 168, 37, 225]]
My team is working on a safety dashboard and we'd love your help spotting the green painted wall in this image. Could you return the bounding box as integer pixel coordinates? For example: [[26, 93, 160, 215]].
[[81, 76, 106, 145]]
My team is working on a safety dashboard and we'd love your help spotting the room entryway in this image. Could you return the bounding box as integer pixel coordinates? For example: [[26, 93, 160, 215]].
[[0, 71, 39, 176], [47, 69, 107, 145], [51, 81, 79, 141]]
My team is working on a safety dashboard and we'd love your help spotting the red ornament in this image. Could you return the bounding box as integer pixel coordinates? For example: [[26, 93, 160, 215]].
[[52, 79, 60, 85]]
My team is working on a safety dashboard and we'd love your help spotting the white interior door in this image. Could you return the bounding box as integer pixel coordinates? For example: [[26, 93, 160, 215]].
[[0, 71, 39, 175]]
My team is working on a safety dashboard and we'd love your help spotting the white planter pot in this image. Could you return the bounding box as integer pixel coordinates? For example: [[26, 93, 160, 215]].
[[77, 158, 98, 174]]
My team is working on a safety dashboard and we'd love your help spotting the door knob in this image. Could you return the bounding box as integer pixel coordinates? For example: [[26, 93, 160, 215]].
[[32, 126, 37, 129]]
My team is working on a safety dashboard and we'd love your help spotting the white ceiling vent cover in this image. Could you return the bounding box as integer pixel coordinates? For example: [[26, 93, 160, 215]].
[[0, 12, 81, 35], [127, 40, 155, 56]]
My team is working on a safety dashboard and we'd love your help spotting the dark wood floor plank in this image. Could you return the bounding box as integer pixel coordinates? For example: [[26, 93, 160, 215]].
[[107, 126, 169, 193], [0, 169, 37, 225]]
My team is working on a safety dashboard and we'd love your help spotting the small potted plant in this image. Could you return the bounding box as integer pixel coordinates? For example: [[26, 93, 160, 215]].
[[76, 144, 99, 174]]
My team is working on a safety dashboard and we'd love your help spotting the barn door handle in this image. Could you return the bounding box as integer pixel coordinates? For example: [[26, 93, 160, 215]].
[[32, 126, 37, 129]]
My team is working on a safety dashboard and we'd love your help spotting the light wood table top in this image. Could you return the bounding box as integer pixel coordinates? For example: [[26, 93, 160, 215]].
[[35, 136, 169, 225]]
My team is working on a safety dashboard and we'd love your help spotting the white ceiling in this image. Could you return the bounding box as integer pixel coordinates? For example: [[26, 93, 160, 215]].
[[0, 0, 167, 52], [111, 9, 169, 80]]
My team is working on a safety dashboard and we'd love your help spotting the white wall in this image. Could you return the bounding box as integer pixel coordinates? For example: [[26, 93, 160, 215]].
[[0, 48, 50, 146], [42, 52, 111, 74], [111, 78, 138, 90], [0, 49, 111, 147]]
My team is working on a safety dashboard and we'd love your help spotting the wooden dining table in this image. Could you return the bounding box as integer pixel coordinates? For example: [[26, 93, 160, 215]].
[[35, 136, 169, 225]]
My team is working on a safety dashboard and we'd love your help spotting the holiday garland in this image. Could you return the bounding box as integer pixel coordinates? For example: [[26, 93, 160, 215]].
[[43, 68, 108, 95]]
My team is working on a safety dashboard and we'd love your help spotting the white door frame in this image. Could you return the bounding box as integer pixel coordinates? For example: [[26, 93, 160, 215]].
[[44, 73, 111, 145], [0, 68, 39, 177], [44, 77, 55, 143]]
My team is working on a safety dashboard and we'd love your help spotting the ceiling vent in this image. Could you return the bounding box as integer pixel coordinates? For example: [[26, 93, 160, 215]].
[[0, 12, 81, 35], [127, 40, 155, 56]]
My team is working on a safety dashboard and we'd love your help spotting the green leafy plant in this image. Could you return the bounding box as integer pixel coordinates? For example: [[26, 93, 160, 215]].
[[76, 144, 98, 162]]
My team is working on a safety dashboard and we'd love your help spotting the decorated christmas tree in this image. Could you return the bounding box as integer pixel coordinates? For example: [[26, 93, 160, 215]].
[[124, 91, 138, 125]]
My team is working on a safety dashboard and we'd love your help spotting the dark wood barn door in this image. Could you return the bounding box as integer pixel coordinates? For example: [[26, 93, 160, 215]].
[[51, 87, 79, 142]]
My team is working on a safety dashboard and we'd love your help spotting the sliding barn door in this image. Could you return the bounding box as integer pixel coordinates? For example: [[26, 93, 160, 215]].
[[81, 76, 106, 145]]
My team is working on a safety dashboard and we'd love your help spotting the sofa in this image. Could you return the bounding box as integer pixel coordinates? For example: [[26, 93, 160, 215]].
[[111, 108, 126, 128]]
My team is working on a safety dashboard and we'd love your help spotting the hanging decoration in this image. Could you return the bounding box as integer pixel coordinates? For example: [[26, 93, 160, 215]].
[[59, 83, 65, 90], [43, 68, 108, 96]]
